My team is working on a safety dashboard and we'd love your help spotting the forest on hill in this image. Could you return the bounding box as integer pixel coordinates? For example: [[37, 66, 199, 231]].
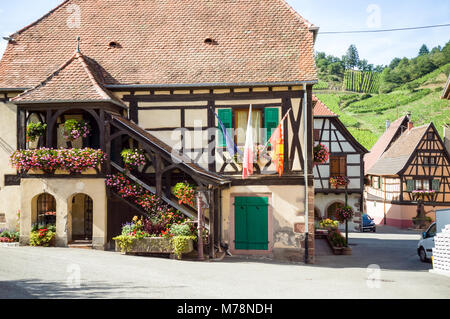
[[314, 41, 450, 150]]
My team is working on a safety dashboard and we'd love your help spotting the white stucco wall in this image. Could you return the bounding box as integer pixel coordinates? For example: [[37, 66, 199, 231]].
[[0, 100, 20, 231]]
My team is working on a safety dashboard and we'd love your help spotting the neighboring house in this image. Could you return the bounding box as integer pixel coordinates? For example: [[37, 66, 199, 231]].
[[0, 0, 318, 262], [442, 74, 450, 100], [312, 96, 368, 230], [364, 117, 450, 228]]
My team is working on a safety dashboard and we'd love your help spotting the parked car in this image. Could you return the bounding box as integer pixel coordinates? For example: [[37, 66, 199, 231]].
[[417, 222, 436, 262], [361, 214, 376, 232]]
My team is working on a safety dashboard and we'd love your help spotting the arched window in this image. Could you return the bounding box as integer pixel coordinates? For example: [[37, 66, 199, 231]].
[[326, 202, 344, 220], [37, 193, 56, 226]]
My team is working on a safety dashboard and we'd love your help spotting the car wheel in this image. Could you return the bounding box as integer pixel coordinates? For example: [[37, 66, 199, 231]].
[[419, 247, 427, 262], [373, 228, 376, 232]]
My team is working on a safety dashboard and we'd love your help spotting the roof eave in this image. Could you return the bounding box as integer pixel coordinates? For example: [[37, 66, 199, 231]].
[[12, 99, 128, 109], [105, 80, 318, 90]]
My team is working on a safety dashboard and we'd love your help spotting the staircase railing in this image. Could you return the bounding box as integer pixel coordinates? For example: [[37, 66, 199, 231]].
[[109, 162, 208, 229]]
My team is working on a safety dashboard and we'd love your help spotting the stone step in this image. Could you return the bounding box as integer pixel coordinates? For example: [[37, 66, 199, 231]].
[[68, 240, 93, 249]]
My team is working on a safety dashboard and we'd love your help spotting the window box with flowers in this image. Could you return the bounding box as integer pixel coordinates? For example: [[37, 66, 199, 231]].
[[172, 182, 195, 208], [329, 176, 350, 189], [113, 216, 196, 259], [10, 148, 106, 175]]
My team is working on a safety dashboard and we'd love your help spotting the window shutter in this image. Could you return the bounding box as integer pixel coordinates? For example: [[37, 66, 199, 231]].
[[330, 157, 339, 176], [406, 180, 414, 192], [432, 179, 440, 191], [218, 109, 232, 147], [380, 177, 384, 189], [264, 108, 279, 144], [339, 157, 347, 176]]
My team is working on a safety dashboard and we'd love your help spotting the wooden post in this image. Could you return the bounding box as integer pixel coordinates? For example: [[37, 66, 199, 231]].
[[197, 192, 205, 261], [208, 186, 215, 259]]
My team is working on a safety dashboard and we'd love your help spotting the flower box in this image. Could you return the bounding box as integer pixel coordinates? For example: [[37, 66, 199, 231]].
[[114, 237, 194, 256], [326, 236, 343, 255]]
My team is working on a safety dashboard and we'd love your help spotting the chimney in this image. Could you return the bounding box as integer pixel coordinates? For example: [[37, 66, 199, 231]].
[[385, 120, 391, 131], [408, 122, 414, 131]]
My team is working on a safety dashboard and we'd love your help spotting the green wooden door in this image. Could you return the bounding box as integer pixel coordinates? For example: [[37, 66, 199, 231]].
[[234, 196, 269, 250]]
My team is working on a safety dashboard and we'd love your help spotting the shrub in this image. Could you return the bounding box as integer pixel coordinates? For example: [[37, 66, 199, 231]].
[[328, 229, 346, 248], [170, 223, 193, 237], [319, 218, 339, 230], [30, 228, 55, 247], [171, 235, 196, 260]]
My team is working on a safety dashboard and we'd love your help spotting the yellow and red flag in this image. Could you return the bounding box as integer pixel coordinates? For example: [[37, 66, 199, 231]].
[[269, 121, 284, 176]]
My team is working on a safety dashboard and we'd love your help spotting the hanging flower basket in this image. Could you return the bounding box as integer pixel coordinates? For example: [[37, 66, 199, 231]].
[[335, 205, 354, 223], [120, 149, 146, 170], [172, 182, 195, 208], [330, 176, 350, 188], [313, 143, 329, 165], [26, 122, 47, 143], [63, 119, 91, 141]]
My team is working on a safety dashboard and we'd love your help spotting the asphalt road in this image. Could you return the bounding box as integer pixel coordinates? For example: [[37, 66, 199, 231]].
[[0, 226, 449, 299]]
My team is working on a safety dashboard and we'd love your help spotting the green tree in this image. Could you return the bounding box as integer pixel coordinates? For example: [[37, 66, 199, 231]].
[[419, 44, 430, 56], [345, 45, 359, 70]]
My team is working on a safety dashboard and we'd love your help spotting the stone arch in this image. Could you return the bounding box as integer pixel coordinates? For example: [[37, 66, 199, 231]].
[[314, 206, 322, 221], [67, 193, 94, 241], [31, 192, 57, 227], [325, 201, 345, 220]]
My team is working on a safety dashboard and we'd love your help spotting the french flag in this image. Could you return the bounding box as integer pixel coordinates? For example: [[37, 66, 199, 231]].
[[242, 104, 254, 179]]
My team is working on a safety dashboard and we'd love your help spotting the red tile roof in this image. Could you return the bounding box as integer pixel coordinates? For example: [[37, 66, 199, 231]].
[[364, 116, 409, 174], [12, 51, 126, 107], [366, 124, 429, 176], [0, 0, 318, 89], [312, 95, 337, 117]]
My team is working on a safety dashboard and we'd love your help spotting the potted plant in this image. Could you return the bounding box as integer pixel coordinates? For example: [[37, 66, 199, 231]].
[[313, 143, 329, 166], [29, 225, 56, 247], [120, 148, 146, 171], [26, 122, 47, 143], [63, 119, 91, 141], [172, 182, 195, 208], [335, 205, 354, 254]]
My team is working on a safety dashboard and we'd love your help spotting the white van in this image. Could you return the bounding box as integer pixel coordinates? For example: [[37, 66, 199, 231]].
[[417, 223, 436, 262], [417, 208, 450, 262]]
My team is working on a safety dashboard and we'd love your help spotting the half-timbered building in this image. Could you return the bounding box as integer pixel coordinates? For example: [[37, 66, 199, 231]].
[[0, 0, 318, 261], [364, 118, 450, 228], [312, 96, 368, 230]]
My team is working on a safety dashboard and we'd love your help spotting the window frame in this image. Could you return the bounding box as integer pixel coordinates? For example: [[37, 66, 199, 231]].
[[329, 155, 347, 177], [234, 108, 264, 146]]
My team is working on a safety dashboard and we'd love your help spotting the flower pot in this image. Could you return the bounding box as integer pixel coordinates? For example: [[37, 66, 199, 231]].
[[342, 247, 352, 255]]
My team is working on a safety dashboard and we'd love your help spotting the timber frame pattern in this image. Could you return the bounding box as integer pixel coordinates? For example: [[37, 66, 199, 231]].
[[120, 85, 315, 184], [313, 116, 366, 194], [399, 123, 450, 205]]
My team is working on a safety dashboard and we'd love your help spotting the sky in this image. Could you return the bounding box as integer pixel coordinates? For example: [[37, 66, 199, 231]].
[[0, 0, 449, 66]]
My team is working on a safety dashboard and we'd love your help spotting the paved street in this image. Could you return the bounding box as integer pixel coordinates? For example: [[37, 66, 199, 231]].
[[0, 226, 449, 299]]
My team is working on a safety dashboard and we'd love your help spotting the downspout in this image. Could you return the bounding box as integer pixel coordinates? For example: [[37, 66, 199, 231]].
[[303, 89, 309, 263]]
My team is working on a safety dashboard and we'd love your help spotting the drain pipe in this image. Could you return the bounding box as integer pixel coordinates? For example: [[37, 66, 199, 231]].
[[303, 89, 309, 264]]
